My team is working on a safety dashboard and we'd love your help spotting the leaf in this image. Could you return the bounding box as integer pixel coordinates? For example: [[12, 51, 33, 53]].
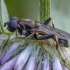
[[0, 0, 10, 35], [0, 0, 9, 23]]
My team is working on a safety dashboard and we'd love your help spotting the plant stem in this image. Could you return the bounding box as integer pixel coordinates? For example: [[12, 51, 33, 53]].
[[40, 0, 50, 23]]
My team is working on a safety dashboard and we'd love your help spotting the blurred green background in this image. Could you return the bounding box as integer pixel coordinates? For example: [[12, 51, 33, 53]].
[[4, 0, 40, 21], [4, 0, 70, 33], [51, 0, 70, 33]]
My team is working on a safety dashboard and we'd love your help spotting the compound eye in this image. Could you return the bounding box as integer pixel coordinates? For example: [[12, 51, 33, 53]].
[[8, 17, 18, 32]]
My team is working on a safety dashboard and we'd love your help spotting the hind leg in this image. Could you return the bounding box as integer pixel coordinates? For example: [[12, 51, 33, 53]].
[[42, 17, 54, 28], [43, 18, 69, 48]]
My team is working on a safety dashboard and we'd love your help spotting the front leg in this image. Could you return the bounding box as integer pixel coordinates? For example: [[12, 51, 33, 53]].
[[11, 29, 18, 43]]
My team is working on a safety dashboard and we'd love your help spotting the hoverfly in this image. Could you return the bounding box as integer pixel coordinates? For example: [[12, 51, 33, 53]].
[[4, 16, 70, 49]]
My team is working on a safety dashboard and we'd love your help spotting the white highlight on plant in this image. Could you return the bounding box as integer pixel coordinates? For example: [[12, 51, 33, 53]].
[[53, 57, 63, 70], [26, 53, 36, 70], [14, 43, 35, 70], [62, 66, 68, 70], [42, 57, 49, 70]]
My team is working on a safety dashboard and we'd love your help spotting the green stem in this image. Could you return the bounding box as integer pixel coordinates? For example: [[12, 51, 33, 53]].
[[40, 0, 50, 23]]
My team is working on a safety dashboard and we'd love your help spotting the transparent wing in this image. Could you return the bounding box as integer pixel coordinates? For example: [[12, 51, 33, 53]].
[[40, 25, 70, 39]]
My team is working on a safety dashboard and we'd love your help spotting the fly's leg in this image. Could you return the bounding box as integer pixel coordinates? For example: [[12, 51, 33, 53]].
[[36, 34, 55, 40], [11, 25, 26, 44], [53, 36, 65, 62], [34, 34, 65, 62], [43, 18, 69, 47], [11, 29, 18, 43], [19, 33, 35, 46], [15, 29, 18, 38], [43, 17, 54, 28]]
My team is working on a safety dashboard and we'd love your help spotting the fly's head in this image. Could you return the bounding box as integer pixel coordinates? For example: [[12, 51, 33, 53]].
[[4, 16, 18, 32]]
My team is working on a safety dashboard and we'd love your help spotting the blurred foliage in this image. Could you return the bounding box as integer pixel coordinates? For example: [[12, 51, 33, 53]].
[[4, 0, 40, 21], [51, 0, 70, 33]]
